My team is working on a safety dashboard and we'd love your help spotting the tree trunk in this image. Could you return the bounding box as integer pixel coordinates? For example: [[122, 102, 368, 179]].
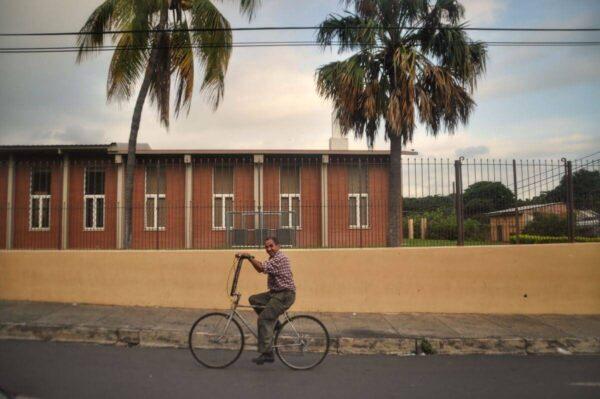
[[123, 5, 169, 248], [387, 134, 403, 247]]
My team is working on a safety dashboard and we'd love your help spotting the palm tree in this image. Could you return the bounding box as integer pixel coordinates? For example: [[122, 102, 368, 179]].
[[77, 0, 259, 248], [316, 0, 487, 246]]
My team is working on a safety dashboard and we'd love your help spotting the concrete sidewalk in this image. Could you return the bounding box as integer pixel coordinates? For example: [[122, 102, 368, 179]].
[[1, 301, 599, 356]]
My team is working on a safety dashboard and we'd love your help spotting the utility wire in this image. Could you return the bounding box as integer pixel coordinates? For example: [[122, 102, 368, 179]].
[[1, 26, 600, 37], [2, 41, 600, 54]]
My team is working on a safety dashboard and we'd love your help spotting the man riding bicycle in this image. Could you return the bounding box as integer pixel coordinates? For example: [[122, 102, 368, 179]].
[[238, 236, 296, 365]]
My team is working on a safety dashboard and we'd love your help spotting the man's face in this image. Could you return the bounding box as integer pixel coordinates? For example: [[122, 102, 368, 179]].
[[264, 239, 280, 257]]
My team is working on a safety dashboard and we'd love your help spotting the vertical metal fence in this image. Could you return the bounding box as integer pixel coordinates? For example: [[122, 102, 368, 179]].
[[0, 153, 598, 250]]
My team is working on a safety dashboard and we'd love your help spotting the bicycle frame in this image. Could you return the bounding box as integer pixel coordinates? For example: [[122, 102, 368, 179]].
[[218, 292, 303, 349]]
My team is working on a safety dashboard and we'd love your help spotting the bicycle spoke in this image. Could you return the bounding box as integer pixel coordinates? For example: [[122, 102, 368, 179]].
[[275, 315, 330, 370], [188, 313, 244, 369]]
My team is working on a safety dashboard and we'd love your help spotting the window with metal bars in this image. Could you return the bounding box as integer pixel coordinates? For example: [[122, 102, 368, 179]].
[[280, 165, 301, 228], [348, 164, 369, 228], [213, 165, 234, 229], [145, 165, 166, 230], [84, 168, 105, 230], [30, 168, 51, 230]]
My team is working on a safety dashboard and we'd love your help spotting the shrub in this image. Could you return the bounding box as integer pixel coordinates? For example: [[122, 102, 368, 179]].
[[522, 212, 568, 237], [420, 339, 435, 355], [509, 234, 600, 244], [404, 210, 487, 241], [427, 210, 457, 240], [464, 218, 488, 241]]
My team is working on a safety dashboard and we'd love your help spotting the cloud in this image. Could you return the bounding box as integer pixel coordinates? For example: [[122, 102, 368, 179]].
[[462, 0, 506, 24], [360, 114, 600, 161], [48, 125, 107, 144], [0, 125, 107, 145], [455, 145, 490, 158], [477, 49, 600, 100]]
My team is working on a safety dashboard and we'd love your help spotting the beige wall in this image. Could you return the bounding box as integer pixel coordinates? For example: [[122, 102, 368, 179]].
[[1, 244, 599, 314]]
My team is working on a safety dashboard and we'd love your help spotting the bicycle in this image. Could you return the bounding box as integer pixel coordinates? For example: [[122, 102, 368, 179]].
[[188, 254, 330, 370]]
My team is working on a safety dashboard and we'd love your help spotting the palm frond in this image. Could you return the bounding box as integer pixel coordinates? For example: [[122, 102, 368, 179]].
[[397, 0, 428, 26], [190, 0, 232, 109], [106, 1, 153, 102], [340, 0, 378, 19], [317, 51, 384, 142], [76, 0, 119, 62], [416, 63, 475, 135], [317, 13, 378, 52], [147, 29, 172, 127], [434, 0, 465, 24], [107, 33, 150, 102], [171, 21, 195, 116], [236, 0, 261, 20]]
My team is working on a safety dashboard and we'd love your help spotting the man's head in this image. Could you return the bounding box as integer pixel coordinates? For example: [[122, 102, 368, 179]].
[[264, 236, 280, 257]]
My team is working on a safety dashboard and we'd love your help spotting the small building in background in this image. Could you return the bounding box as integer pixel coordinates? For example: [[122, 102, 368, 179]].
[[486, 202, 567, 242]]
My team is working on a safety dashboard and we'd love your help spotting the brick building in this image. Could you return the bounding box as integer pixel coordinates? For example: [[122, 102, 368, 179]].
[[0, 142, 416, 250]]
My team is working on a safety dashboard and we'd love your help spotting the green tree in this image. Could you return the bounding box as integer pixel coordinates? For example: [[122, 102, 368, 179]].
[[77, 0, 260, 247], [316, 0, 487, 246], [404, 195, 454, 213], [542, 169, 600, 210], [463, 181, 514, 215]]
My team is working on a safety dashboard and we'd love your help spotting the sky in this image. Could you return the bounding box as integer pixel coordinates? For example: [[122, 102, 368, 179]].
[[0, 0, 599, 160]]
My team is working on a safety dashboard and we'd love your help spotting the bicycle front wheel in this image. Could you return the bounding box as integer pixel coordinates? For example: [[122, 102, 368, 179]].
[[188, 312, 244, 369], [274, 315, 330, 370]]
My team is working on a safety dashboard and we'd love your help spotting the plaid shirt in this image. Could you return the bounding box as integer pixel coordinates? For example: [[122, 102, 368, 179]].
[[262, 251, 296, 292]]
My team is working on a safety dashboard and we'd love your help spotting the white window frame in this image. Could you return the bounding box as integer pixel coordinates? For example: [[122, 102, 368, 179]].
[[83, 168, 105, 231], [212, 193, 234, 230], [30, 194, 51, 231], [279, 165, 301, 229], [29, 168, 51, 231], [144, 167, 166, 231], [280, 193, 301, 229], [212, 164, 235, 231], [348, 193, 369, 229]]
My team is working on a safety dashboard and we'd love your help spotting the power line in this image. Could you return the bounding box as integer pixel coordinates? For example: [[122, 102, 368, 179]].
[[1, 26, 600, 37], [2, 40, 600, 54]]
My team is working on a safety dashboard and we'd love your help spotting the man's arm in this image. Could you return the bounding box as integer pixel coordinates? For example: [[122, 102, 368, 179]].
[[238, 253, 266, 273]]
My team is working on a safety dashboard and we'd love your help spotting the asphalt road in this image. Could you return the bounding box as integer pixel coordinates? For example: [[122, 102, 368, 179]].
[[0, 340, 599, 399]]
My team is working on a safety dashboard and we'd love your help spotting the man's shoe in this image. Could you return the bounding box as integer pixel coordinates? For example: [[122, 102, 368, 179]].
[[252, 352, 275, 365]]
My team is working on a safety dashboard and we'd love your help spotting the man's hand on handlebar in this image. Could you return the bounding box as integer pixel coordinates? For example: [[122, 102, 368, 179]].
[[236, 253, 255, 259]]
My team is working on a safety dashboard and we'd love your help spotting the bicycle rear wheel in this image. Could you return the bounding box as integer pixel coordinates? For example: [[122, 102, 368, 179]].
[[274, 315, 330, 370], [188, 312, 244, 369]]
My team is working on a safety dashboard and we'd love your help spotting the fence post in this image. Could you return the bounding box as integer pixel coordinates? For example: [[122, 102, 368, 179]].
[[565, 160, 575, 242], [454, 159, 464, 246], [5, 155, 15, 249], [184, 155, 193, 249], [60, 154, 69, 250], [512, 160, 520, 244], [156, 159, 160, 250]]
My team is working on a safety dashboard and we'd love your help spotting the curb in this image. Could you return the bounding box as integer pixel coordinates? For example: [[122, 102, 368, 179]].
[[1, 322, 598, 356]]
